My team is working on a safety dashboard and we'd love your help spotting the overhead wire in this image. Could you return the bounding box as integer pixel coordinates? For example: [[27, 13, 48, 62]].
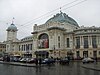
[[18, 0, 87, 33], [19, 0, 81, 27], [1, 0, 87, 38], [17, 0, 87, 38]]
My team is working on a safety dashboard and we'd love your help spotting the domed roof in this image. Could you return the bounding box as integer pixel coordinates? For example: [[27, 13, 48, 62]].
[[45, 12, 79, 27], [7, 23, 18, 31]]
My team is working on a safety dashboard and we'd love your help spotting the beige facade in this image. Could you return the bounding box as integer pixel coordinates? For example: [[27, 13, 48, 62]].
[[6, 12, 100, 59], [32, 12, 100, 59], [0, 42, 6, 57], [6, 22, 33, 57], [19, 36, 33, 57], [32, 12, 79, 58], [73, 27, 100, 59]]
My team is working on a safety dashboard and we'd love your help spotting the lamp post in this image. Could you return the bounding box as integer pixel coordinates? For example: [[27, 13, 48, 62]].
[[53, 45, 56, 58]]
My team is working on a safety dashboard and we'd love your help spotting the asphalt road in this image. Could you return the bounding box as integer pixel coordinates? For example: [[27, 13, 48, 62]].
[[0, 62, 100, 75]]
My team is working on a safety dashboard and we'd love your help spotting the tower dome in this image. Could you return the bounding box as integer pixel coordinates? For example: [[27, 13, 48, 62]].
[[46, 12, 79, 27], [6, 23, 18, 31]]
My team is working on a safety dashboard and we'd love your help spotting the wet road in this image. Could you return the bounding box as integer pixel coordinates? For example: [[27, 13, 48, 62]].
[[0, 62, 100, 75]]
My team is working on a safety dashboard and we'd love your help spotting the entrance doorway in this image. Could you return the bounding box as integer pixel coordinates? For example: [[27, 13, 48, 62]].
[[35, 51, 49, 58], [83, 51, 88, 58], [76, 51, 80, 59], [93, 51, 97, 58]]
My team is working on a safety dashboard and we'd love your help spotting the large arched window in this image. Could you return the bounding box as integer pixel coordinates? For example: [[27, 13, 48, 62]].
[[38, 33, 49, 49]]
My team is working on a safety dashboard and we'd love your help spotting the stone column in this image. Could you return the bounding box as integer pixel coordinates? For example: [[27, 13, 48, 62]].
[[74, 37, 76, 49], [97, 36, 100, 48], [80, 36, 83, 49]]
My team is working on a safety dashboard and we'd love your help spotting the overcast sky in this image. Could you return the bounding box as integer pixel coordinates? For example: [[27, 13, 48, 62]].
[[0, 0, 100, 42]]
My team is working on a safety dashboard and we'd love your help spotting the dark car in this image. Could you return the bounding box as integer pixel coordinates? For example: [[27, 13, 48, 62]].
[[27, 58, 36, 63], [59, 57, 69, 65], [41, 58, 55, 64]]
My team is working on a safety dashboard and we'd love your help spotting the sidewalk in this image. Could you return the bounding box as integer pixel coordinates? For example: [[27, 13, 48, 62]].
[[0, 61, 44, 67], [81, 62, 100, 71]]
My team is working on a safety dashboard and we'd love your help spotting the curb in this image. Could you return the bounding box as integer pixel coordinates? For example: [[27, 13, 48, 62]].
[[0, 61, 45, 67], [81, 65, 100, 71]]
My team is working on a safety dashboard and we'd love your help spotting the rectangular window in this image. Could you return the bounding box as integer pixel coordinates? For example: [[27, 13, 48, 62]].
[[58, 36, 60, 41], [76, 37, 80, 49], [83, 36, 88, 48], [67, 38, 70, 47], [99, 51, 100, 55], [27, 44, 29, 50], [58, 43, 60, 48], [30, 44, 32, 50], [22, 45, 23, 51], [24, 45, 25, 51], [58, 36, 60, 48], [19, 45, 20, 51], [92, 36, 97, 48]]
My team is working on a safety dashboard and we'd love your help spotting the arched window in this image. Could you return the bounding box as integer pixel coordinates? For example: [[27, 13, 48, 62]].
[[38, 33, 49, 49]]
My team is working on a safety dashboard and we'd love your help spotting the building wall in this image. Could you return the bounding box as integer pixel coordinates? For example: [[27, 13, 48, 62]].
[[0, 43, 6, 56], [32, 21, 77, 58], [7, 31, 17, 41], [32, 22, 100, 59], [73, 27, 100, 59]]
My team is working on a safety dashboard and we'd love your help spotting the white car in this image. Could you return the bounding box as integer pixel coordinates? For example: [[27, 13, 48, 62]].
[[82, 57, 94, 64]]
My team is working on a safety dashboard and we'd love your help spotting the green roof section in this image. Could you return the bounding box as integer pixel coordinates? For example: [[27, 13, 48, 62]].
[[45, 12, 79, 27], [6, 23, 18, 31]]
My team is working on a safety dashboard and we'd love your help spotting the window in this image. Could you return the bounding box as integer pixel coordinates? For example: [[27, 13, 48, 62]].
[[76, 37, 80, 49], [24, 45, 25, 51], [99, 51, 100, 55], [83, 36, 88, 48], [22, 45, 23, 51], [27, 44, 29, 50], [38, 33, 49, 48], [67, 38, 70, 47], [92, 36, 97, 48], [58, 43, 60, 48], [19, 45, 20, 51], [58, 36, 60, 41], [84, 30, 87, 32], [30, 44, 32, 50]]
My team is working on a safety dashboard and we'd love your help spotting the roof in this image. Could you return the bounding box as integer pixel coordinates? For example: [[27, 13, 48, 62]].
[[6, 23, 18, 31], [21, 35, 33, 41], [45, 11, 79, 27]]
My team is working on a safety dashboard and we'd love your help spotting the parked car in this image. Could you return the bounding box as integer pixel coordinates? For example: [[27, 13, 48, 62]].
[[82, 57, 94, 64], [28, 58, 36, 63], [0, 57, 3, 61], [20, 58, 27, 63], [19, 58, 35, 63], [59, 57, 69, 65], [41, 58, 55, 64], [26, 58, 36, 63]]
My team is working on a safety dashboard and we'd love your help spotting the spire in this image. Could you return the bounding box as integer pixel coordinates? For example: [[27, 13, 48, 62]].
[[60, 7, 62, 13], [12, 17, 15, 24]]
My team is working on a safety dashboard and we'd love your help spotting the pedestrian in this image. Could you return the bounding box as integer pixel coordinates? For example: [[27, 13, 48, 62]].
[[35, 58, 38, 66], [94, 57, 97, 64], [39, 58, 42, 66]]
